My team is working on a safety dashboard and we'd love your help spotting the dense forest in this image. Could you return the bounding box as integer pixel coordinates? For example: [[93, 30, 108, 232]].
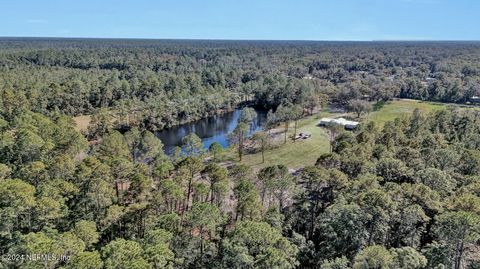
[[1, 38, 480, 130], [0, 39, 480, 269]]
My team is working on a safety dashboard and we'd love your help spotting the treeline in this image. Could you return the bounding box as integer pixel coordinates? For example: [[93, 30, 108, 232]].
[[1, 101, 480, 267], [1, 39, 480, 130]]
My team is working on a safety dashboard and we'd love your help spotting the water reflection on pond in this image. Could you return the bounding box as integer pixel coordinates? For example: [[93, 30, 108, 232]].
[[156, 108, 267, 154]]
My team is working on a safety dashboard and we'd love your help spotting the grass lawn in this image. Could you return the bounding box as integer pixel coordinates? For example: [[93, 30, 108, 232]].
[[232, 99, 450, 170], [238, 115, 331, 170], [366, 99, 446, 125]]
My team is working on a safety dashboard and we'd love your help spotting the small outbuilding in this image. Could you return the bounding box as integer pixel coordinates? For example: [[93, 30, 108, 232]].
[[318, 117, 359, 130]]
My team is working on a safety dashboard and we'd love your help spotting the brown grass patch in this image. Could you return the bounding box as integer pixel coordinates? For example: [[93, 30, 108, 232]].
[[72, 115, 91, 132]]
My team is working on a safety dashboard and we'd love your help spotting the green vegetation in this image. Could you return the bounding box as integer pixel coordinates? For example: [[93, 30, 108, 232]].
[[2, 39, 480, 133], [1, 39, 480, 269], [239, 116, 330, 169], [367, 99, 448, 125], [237, 99, 451, 170]]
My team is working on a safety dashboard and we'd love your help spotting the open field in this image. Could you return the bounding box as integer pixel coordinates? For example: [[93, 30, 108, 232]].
[[237, 115, 331, 170], [366, 99, 448, 125], [234, 99, 455, 170]]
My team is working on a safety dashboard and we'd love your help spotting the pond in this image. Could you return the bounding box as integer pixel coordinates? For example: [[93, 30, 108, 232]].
[[156, 108, 268, 154]]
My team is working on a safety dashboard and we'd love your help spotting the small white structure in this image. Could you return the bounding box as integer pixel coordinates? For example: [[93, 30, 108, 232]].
[[318, 117, 359, 130]]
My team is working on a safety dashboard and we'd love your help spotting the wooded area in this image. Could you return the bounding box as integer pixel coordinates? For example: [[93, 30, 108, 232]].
[[0, 39, 480, 269], [1, 39, 480, 130]]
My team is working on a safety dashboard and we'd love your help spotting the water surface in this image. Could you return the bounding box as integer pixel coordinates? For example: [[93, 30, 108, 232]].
[[156, 108, 267, 153]]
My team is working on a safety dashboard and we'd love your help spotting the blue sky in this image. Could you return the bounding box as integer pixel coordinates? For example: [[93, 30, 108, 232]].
[[2, 0, 479, 40]]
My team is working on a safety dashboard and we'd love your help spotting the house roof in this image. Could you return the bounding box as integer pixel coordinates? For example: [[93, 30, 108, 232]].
[[319, 117, 359, 126]]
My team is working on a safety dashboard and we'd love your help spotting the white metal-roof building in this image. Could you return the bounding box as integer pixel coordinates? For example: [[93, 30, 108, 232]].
[[318, 117, 360, 130]]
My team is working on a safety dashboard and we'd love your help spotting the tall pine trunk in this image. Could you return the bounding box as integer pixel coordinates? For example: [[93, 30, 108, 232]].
[[238, 130, 244, 161], [293, 120, 298, 142]]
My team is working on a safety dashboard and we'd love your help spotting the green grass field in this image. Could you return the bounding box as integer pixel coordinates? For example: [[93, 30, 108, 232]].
[[233, 99, 450, 170], [366, 99, 447, 125], [238, 116, 331, 170]]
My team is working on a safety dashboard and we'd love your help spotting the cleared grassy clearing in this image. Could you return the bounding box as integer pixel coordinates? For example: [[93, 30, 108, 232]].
[[235, 99, 451, 170], [72, 115, 91, 132], [366, 99, 446, 125], [238, 115, 331, 170]]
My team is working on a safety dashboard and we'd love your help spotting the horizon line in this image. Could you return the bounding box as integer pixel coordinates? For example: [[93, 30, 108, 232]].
[[1, 36, 480, 43]]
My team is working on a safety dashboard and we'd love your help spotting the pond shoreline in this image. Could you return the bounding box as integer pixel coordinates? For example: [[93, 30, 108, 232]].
[[156, 106, 268, 154]]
